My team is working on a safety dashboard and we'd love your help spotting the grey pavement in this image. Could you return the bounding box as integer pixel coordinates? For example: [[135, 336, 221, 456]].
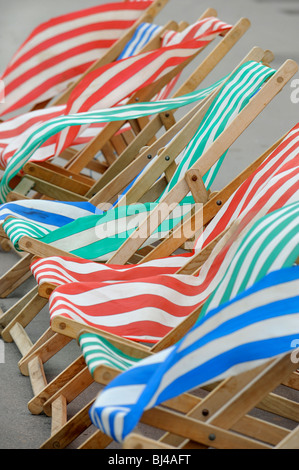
[[0, 0, 298, 450]]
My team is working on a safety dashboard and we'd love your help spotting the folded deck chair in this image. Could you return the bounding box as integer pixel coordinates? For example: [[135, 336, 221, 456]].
[[13, 134, 299, 445], [0, 15, 234, 195], [86, 263, 299, 449], [38, 198, 299, 448], [0, 0, 169, 117]]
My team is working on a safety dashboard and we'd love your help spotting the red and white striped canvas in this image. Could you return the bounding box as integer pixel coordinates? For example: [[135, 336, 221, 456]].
[[30, 125, 299, 342], [0, 17, 231, 168], [0, 1, 154, 117], [55, 17, 231, 155], [194, 123, 299, 250]]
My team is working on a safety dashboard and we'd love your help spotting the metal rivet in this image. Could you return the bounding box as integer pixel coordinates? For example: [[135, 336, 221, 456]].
[[135, 97, 140, 101], [191, 175, 197, 182], [147, 154, 152, 159], [59, 322, 66, 330], [202, 409, 209, 417], [208, 433, 216, 441], [165, 113, 170, 118], [165, 156, 170, 161], [216, 200, 222, 206], [277, 76, 284, 83]]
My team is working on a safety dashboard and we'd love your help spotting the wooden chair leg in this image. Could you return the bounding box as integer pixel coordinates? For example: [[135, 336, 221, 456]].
[[42, 366, 94, 417], [40, 399, 96, 449], [0, 254, 33, 298], [18, 332, 72, 376], [51, 396, 68, 436], [9, 322, 33, 356], [28, 356, 47, 397], [1, 292, 48, 342], [78, 430, 114, 450], [28, 355, 87, 415], [0, 286, 38, 331]]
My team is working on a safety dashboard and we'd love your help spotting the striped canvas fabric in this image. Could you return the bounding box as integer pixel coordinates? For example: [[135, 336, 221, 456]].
[[80, 333, 142, 377], [31, 254, 190, 287], [53, 17, 232, 156], [0, 18, 230, 178], [88, 264, 299, 442], [0, 1, 154, 117], [194, 122, 299, 249], [1, 62, 275, 261], [0, 77, 224, 206], [29, 128, 299, 290], [48, 200, 299, 342], [117, 22, 163, 60], [0, 21, 163, 168]]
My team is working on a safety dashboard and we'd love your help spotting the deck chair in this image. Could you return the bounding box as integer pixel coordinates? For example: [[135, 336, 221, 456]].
[[37, 196, 299, 448], [11, 123, 299, 448], [0, 14, 241, 203], [0, 0, 169, 118], [86, 263, 299, 450], [0, 54, 296, 350]]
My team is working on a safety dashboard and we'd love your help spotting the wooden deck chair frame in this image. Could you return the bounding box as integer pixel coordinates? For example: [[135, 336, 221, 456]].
[[5, 14, 250, 203], [120, 352, 299, 450], [3, 72, 298, 447]]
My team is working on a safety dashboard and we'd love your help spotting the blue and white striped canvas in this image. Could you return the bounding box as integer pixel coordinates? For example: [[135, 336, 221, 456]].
[[89, 265, 299, 443], [118, 22, 163, 60]]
